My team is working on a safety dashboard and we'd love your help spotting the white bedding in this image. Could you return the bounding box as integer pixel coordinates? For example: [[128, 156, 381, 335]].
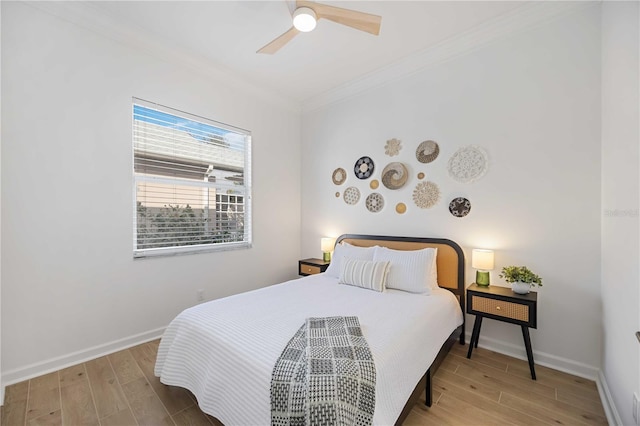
[[155, 273, 463, 425]]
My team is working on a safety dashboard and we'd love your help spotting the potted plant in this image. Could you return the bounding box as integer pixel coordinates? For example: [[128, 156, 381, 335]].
[[499, 266, 543, 294]]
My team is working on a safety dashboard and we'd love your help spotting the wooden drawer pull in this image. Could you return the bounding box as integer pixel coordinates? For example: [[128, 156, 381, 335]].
[[496, 306, 501, 311]]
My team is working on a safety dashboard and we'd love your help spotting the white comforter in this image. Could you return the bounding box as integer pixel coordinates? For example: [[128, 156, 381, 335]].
[[155, 273, 463, 425]]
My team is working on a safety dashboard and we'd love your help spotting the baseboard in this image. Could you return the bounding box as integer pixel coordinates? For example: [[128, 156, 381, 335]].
[[465, 331, 599, 380], [1, 326, 166, 402], [596, 369, 623, 426]]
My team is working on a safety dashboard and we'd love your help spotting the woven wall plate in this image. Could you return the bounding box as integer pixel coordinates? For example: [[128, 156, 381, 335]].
[[343, 187, 361, 205], [417, 172, 425, 180], [354, 156, 375, 179], [370, 179, 379, 190], [385, 138, 402, 157], [449, 197, 471, 217], [395, 203, 407, 214], [416, 140, 440, 163], [335, 192, 340, 198], [413, 181, 440, 209], [381, 162, 409, 190], [448, 145, 489, 183], [365, 193, 384, 213], [332, 168, 346, 185]]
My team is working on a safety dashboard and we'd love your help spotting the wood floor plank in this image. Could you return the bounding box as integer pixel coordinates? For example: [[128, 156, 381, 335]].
[[85, 356, 129, 419], [499, 391, 604, 426], [435, 369, 502, 402], [60, 380, 99, 425], [2, 381, 29, 426], [556, 389, 606, 417], [452, 355, 556, 399], [99, 408, 138, 426], [27, 409, 62, 426], [109, 349, 145, 385], [437, 393, 517, 425], [172, 405, 213, 426], [432, 377, 547, 426], [405, 404, 459, 426], [26, 373, 60, 422], [122, 376, 173, 425], [450, 344, 509, 371], [129, 343, 193, 415], [59, 364, 87, 388], [500, 390, 608, 426]]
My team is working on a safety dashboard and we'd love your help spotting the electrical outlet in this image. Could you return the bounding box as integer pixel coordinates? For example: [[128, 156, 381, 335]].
[[196, 289, 204, 302], [633, 393, 639, 424]]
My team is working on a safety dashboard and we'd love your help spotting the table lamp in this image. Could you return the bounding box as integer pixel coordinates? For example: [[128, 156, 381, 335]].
[[321, 238, 335, 262], [472, 249, 494, 286]]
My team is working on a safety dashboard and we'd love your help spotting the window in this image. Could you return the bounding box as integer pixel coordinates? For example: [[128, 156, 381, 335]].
[[133, 98, 251, 258]]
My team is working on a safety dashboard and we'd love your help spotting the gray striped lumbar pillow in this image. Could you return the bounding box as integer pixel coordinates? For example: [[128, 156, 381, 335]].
[[338, 257, 391, 292]]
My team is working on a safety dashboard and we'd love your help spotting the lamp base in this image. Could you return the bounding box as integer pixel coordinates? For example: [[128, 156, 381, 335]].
[[476, 271, 490, 286], [323, 252, 331, 262]]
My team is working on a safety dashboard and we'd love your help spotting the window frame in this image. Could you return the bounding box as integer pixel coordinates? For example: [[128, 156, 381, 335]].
[[132, 98, 252, 259]]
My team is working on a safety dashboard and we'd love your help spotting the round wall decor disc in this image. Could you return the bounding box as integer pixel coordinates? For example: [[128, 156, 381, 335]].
[[381, 162, 409, 190], [448, 145, 489, 183], [449, 197, 471, 217], [332, 168, 346, 185], [365, 193, 384, 213], [416, 140, 440, 163], [354, 156, 375, 179], [370, 179, 379, 190], [396, 203, 407, 214], [343, 187, 361, 205], [413, 181, 440, 209]]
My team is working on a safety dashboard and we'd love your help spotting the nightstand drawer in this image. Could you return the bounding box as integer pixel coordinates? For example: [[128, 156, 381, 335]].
[[300, 264, 322, 275], [298, 258, 330, 276], [471, 295, 529, 322]]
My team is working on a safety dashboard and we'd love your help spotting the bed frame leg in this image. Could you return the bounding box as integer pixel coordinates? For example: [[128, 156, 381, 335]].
[[425, 369, 432, 407]]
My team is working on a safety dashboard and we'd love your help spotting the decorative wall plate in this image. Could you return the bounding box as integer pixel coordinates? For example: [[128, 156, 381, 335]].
[[343, 187, 360, 205], [381, 162, 409, 190], [354, 156, 375, 179], [448, 145, 489, 183], [385, 138, 402, 157], [395, 203, 407, 214], [449, 197, 471, 217], [370, 179, 379, 189], [417, 172, 425, 180], [335, 192, 340, 198], [416, 140, 440, 163], [365, 193, 384, 213], [413, 181, 440, 209], [332, 168, 346, 185]]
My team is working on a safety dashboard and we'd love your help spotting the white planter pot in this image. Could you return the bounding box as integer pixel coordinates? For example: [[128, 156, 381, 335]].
[[512, 281, 531, 294]]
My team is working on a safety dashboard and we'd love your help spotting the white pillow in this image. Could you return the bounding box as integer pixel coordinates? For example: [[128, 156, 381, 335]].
[[324, 242, 376, 278], [338, 258, 390, 292], [373, 246, 438, 294]]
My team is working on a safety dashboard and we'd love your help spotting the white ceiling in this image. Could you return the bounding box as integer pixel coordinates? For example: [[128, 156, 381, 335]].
[[91, 1, 528, 103]]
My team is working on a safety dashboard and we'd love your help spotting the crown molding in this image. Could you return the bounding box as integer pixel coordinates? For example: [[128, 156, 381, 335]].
[[302, 1, 598, 113], [23, 1, 301, 114]]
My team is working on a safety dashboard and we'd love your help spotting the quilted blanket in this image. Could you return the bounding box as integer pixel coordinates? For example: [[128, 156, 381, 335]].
[[271, 316, 377, 426]]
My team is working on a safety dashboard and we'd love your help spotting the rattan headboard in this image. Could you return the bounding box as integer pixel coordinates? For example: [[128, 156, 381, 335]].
[[335, 234, 465, 306]]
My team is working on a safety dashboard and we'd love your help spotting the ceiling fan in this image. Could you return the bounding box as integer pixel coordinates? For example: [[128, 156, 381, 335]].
[[257, 0, 382, 54]]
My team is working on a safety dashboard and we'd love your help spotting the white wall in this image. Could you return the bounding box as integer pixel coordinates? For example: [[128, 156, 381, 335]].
[[301, 6, 603, 375], [601, 2, 640, 425], [1, 2, 301, 382]]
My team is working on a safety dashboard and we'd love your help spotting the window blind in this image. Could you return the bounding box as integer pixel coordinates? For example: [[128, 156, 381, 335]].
[[133, 98, 251, 258]]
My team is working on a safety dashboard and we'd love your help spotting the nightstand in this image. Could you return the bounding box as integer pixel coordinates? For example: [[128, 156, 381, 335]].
[[466, 283, 538, 379], [298, 258, 330, 276]]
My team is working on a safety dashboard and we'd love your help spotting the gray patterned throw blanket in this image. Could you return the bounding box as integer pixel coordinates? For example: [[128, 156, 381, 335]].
[[271, 316, 377, 426]]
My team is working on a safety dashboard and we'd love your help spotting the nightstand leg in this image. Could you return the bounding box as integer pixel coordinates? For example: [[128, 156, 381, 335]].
[[467, 316, 482, 358], [521, 326, 536, 380], [474, 317, 482, 348]]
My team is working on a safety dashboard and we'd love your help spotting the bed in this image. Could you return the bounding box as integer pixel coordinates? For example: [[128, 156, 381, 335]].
[[155, 234, 465, 425]]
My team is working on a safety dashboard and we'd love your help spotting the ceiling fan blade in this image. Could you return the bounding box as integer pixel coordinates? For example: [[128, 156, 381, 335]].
[[257, 27, 300, 54], [297, 1, 381, 35]]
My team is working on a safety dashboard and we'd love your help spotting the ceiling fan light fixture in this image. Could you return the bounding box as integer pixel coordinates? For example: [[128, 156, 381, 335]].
[[292, 7, 317, 32]]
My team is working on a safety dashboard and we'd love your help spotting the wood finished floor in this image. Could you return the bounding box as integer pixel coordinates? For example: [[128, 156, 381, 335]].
[[1, 340, 607, 426]]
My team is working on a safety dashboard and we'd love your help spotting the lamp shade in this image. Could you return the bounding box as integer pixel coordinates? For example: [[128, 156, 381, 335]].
[[293, 7, 317, 32], [321, 238, 335, 253], [472, 249, 494, 270]]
